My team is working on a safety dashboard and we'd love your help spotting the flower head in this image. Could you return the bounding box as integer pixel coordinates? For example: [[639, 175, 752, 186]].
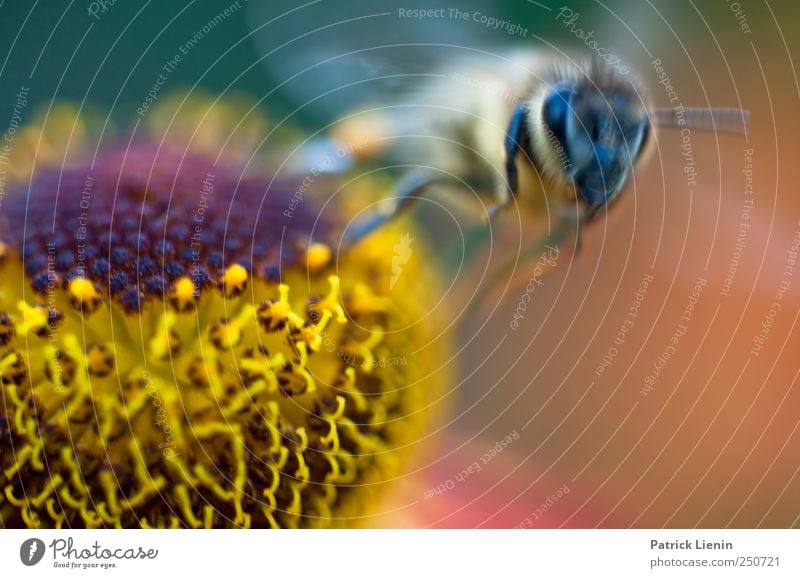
[[0, 119, 450, 528]]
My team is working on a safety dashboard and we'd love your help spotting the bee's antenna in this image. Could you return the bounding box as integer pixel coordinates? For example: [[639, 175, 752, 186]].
[[653, 107, 750, 136]]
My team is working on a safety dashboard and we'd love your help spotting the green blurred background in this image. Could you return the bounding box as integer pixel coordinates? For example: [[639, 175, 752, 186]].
[[0, 0, 674, 126]]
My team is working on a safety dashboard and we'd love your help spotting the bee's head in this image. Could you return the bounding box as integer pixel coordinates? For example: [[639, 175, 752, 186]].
[[539, 64, 650, 208]]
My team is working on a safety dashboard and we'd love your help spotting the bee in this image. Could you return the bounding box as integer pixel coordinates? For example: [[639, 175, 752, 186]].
[[340, 52, 749, 247]]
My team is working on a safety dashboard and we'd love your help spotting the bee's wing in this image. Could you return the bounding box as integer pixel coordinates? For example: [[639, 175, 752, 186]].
[[245, 0, 516, 123]]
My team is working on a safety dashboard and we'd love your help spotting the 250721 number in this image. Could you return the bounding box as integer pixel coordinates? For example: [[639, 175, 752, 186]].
[[737, 556, 779, 567]]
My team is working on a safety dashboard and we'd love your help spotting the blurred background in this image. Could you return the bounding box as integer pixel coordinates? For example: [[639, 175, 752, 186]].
[[1, 0, 799, 528]]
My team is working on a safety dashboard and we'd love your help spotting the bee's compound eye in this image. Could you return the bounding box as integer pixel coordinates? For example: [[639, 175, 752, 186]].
[[541, 84, 574, 156]]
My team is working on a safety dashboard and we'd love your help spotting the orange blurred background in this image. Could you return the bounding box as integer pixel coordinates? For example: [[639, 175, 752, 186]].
[[384, 1, 800, 528]]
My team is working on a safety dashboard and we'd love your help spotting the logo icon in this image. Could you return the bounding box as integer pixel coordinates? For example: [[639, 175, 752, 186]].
[[20, 538, 46, 566], [390, 233, 413, 290]]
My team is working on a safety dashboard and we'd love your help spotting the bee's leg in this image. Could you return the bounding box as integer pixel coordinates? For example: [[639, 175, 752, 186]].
[[573, 214, 584, 254], [585, 203, 605, 221], [485, 196, 509, 222], [344, 168, 440, 247], [486, 103, 529, 220]]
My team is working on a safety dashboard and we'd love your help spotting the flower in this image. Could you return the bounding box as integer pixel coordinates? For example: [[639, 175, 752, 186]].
[[0, 106, 451, 528]]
